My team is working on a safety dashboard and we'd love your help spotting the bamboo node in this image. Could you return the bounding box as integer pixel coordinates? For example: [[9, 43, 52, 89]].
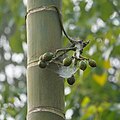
[[25, 5, 58, 20], [27, 106, 65, 119]]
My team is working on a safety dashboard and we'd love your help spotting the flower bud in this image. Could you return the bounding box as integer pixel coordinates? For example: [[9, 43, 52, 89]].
[[67, 75, 75, 85], [63, 57, 72, 66], [42, 52, 53, 61], [79, 61, 87, 71], [38, 60, 47, 68], [88, 59, 96, 67]]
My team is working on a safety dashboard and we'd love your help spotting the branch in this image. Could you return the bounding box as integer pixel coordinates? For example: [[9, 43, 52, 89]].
[[55, 47, 76, 54]]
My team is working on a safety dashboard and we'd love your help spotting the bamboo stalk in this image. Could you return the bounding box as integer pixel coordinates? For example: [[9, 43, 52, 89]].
[[26, 0, 64, 120]]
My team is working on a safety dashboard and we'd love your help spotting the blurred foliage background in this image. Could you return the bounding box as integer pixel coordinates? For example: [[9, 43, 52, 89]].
[[0, 0, 120, 120]]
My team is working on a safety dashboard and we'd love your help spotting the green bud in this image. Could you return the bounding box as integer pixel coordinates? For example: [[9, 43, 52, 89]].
[[63, 57, 72, 66], [88, 59, 97, 67], [42, 52, 54, 61], [79, 61, 87, 71], [67, 75, 75, 85], [38, 60, 47, 68]]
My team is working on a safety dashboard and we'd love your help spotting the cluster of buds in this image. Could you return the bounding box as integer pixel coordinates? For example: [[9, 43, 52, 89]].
[[38, 40, 96, 85], [31, 5, 97, 86], [38, 52, 54, 68]]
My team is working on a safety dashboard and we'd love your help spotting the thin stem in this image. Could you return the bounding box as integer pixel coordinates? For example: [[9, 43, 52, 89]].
[[83, 40, 90, 48], [72, 55, 89, 61], [47, 5, 80, 43], [53, 50, 69, 61], [55, 47, 76, 54], [79, 55, 89, 60]]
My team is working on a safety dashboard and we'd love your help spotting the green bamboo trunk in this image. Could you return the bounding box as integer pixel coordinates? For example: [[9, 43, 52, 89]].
[[26, 0, 64, 120]]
